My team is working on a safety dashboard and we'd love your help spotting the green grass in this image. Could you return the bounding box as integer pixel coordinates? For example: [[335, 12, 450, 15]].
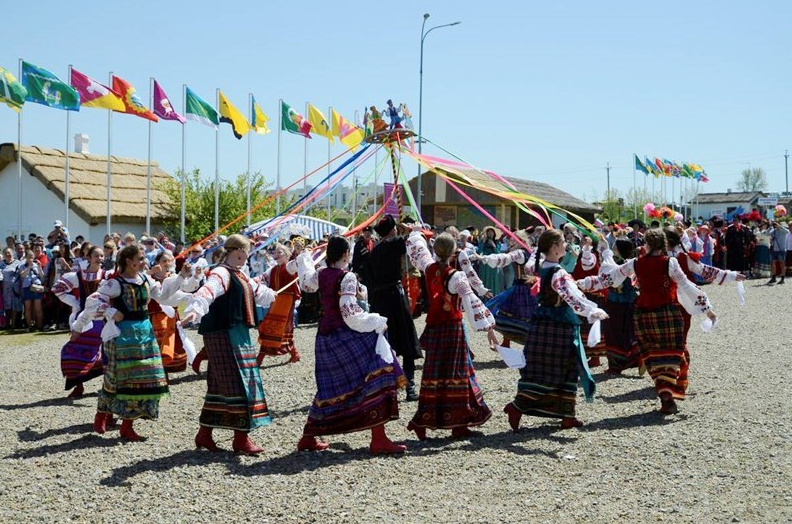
[[0, 329, 65, 347]]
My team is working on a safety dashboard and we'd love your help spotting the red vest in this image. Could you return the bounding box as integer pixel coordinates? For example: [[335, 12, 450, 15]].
[[270, 263, 301, 299], [635, 255, 676, 309], [425, 262, 463, 326]]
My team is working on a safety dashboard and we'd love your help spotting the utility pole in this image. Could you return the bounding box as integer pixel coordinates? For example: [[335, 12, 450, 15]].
[[606, 162, 611, 199], [785, 149, 789, 195]]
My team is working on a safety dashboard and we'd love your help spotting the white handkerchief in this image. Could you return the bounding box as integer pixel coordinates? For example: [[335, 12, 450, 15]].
[[497, 345, 526, 369], [100, 319, 121, 342], [737, 281, 745, 307], [177, 322, 197, 364], [375, 333, 394, 364], [587, 319, 602, 348], [700, 317, 718, 333]]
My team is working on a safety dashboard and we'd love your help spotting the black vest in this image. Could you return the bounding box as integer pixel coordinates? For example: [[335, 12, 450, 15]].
[[198, 268, 253, 334]]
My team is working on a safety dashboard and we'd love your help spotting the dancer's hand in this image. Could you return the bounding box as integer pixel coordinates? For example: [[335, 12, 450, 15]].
[[591, 310, 609, 321], [69, 331, 80, 342], [181, 311, 198, 325], [179, 262, 192, 278], [113, 311, 124, 323], [487, 328, 500, 350], [735, 273, 747, 282], [706, 309, 717, 322], [483, 291, 494, 300]]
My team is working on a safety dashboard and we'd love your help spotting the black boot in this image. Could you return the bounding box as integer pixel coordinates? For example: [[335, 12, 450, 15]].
[[779, 277, 786, 285], [768, 277, 777, 285], [405, 382, 419, 402]]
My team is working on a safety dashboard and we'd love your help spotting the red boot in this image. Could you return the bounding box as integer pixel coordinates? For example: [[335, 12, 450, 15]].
[[406, 421, 427, 441], [232, 431, 263, 455], [560, 417, 583, 429], [370, 424, 406, 455], [93, 412, 107, 434], [195, 426, 222, 452], [503, 403, 522, 432], [191, 349, 206, 374], [255, 351, 265, 368], [451, 427, 478, 439], [659, 392, 679, 415], [288, 348, 301, 364], [67, 383, 84, 399], [297, 435, 330, 452], [106, 414, 117, 429], [587, 356, 601, 368], [120, 419, 146, 442]]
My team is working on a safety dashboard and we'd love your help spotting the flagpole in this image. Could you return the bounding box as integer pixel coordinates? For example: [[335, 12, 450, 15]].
[[326, 105, 332, 220], [277, 98, 282, 215], [180, 84, 186, 243], [16, 58, 23, 240], [303, 101, 308, 198], [65, 64, 72, 230], [146, 77, 153, 235], [246, 93, 252, 229], [214, 88, 220, 232], [632, 157, 637, 219], [106, 71, 113, 237]]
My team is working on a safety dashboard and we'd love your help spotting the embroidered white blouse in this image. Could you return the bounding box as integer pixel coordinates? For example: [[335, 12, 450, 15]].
[[183, 265, 276, 323]]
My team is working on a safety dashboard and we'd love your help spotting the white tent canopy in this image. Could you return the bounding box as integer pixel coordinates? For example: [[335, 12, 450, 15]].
[[245, 214, 348, 240]]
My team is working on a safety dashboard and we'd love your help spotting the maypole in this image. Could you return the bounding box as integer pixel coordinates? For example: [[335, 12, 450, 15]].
[[364, 127, 416, 223]]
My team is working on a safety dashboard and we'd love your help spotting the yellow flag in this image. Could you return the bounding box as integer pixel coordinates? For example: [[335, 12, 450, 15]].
[[332, 109, 365, 150], [251, 96, 270, 135], [307, 104, 334, 142], [218, 90, 250, 139]]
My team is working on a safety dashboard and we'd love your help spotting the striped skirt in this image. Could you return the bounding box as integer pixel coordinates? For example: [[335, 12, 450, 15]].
[[602, 301, 640, 372], [97, 319, 169, 420], [61, 319, 104, 389], [513, 318, 594, 419], [633, 304, 687, 400], [303, 326, 404, 437], [410, 322, 491, 430], [753, 245, 771, 278], [150, 310, 187, 373], [258, 293, 296, 357], [201, 324, 271, 431]]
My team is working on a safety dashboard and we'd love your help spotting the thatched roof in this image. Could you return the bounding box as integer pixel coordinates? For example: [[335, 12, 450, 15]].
[[0, 143, 173, 226], [693, 191, 765, 204], [415, 168, 601, 214]]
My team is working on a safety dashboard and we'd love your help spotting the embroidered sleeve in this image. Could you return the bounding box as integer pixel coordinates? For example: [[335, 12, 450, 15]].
[[149, 274, 183, 303], [406, 232, 435, 273], [669, 257, 711, 315], [296, 252, 320, 293], [285, 259, 299, 276], [184, 267, 230, 321], [686, 257, 738, 285], [73, 279, 120, 332], [477, 250, 526, 269], [551, 267, 606, 322], [448, 271, 495, 331], [457, 249, 489, 297], [250, 276, 276, 309], [339, 272, 387, 333]]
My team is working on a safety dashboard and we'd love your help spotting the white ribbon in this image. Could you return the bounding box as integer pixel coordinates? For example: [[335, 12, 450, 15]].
[[177, 322, 198, 364], [737, 281, 745, 307], [587, 319, 602, 348]]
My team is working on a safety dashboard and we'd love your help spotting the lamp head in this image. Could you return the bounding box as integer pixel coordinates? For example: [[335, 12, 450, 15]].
[[423, 13, 430, 19], [450, 21, 461, 26]]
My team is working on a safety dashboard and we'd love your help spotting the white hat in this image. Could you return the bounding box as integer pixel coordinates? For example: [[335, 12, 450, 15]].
[[460, 229, 471, 237], [53, 220, 63, 227]]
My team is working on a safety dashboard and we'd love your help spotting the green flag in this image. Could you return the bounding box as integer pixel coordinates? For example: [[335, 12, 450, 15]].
[[0, 66, 26, 112], [280, 100, 312, 138], [21, 61, 79, 111], [185, 87, 218, 128]]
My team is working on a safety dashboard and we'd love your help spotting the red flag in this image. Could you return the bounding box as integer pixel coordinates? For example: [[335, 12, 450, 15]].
[[112, 75, 158, 122]]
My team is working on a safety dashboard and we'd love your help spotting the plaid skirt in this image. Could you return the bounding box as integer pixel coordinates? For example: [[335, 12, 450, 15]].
[[258, 293, 297, 357], [304, 326, 404, 436], [633, 304, 687, 399], [494, 283, 538, 344], [513, 318, 594, 419], [150, 310, 187, 373], [61, 319, 104, 388], [410, 322, 491, 430], [98, 319, 168, 420], [602, 301, 640, 372], [201, 324, 271, 431]]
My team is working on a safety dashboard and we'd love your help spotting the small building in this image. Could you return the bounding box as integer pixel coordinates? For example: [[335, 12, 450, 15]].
[[0, 140, 173, 244], [689, 191, 766, 219], [407, 168, 600, 230]]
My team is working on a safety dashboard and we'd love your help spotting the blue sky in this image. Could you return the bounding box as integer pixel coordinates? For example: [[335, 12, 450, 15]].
[[2, 0, 791, 203]]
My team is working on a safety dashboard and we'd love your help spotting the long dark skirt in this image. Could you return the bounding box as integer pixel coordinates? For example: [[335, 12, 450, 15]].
[[61, 319, 104, 390], [492, 282, 538, 345], [633, 305, 687, 400], [369, 283, 421, 359], [513, 318, 594, 419], [201, 324, 271, 431], [602, 301, 640, 372], [303, 326, 404, 436], [410, 322, 491, 430]]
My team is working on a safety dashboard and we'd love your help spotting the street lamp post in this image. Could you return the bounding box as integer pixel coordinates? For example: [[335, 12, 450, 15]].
[[418, 14, 461, 215]]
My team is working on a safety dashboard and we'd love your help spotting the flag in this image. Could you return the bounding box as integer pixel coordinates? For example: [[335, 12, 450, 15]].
[[307, 104, 333, 142], [281, 101, 312, 138], [251, 96, 270, 135], [185, 87, 218, 128], [634, 154, 649, 175], [218, 90, 250, 139], [645, 156, 659, 178], [654, 158, 670, 176], [70, 68, 125, 111], [153, 80, 185, 123], [112, 76, 158, 122], [663, 158, 680, 178], [21, 61, 79, 111], [331, 109, 365, 150], [0, 66, 26, 112]]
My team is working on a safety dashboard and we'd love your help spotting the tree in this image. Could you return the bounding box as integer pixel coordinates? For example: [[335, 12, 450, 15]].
[[158, 169, 282, 242], [736, 167, 768, 192]]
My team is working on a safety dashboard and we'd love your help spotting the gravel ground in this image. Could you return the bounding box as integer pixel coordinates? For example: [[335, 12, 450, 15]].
[[0, 282, 790, 524]]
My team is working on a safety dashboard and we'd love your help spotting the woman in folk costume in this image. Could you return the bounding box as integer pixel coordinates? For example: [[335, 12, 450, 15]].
[[295, 236, 407, 454], [471, 229, 538, 348], [571, 235, 607, 368], [476, 226, 505, 296], [582, 229, 719, 415], [752, 220, 772, 278], [73, 245, 187, 441], [180, 235, 277, 455], [405, 231, 498, 440], [53, 245, 107, 398], [256, 243, 302, 365], [504, 229, 608, 431]]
